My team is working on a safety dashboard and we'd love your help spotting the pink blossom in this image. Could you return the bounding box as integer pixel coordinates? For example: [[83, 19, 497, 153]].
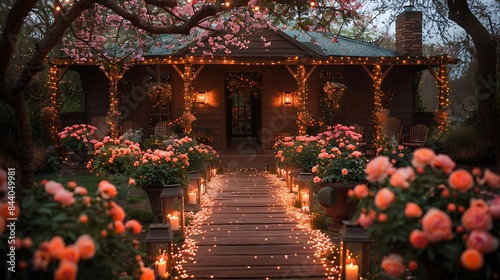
[[366, 156, 394, 183], [466, 230, 499, 253]]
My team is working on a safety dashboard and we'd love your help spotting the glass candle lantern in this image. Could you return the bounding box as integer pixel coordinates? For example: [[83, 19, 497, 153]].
[[145, 223, 174, 279], [160, 186, 185, 239], [297, 173, 313, 213], [339, 221, 373, 280], [186, 171, 202, 212]]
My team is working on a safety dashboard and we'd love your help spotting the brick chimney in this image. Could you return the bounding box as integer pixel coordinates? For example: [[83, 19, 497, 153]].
[[396, 5, 422, 56]]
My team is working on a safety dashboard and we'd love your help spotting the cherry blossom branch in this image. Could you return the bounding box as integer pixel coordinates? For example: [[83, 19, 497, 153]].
[[98, 0, 249, 35]]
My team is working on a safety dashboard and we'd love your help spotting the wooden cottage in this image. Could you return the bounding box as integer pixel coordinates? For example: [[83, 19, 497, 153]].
[[48, 8, 457, 169]]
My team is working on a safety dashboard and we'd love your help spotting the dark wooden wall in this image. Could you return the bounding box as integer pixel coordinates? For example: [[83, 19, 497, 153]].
[[83, 63, 418, 150]]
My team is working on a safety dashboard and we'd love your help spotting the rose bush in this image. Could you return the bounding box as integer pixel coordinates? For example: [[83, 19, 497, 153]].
[[58, 124, 98, 151], [87, 136, 142, 176], [0, 175, 153, 280], [312, 124, 367, 184], [351, 148, 500, 279]]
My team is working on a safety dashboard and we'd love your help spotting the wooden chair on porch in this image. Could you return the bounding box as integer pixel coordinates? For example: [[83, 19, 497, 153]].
[[381, 117, 402, 143], [90, 115, 110, 140], [352, 124, 367, 152], [402, 124, 429, 149]]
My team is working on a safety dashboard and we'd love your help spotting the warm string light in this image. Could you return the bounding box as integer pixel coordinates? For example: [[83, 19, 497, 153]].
[[50, 55, 457, 68], [372, 64, 384, 141], [297, 65, 308, 136], [269, 175, 340, 279], [102, 64, 126, 138], [48, 65, 59, 145], [436, 64, 450, 135]]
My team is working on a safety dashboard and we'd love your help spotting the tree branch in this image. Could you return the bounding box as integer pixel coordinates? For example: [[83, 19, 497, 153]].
[[0, 0, 38, 102], [97, 0, 249, 35], [145, 0, 178, 9], [12, 0, 96, 96]]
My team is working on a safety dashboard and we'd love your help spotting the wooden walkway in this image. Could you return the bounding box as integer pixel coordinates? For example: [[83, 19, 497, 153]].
[[182, 172, 329, 280]]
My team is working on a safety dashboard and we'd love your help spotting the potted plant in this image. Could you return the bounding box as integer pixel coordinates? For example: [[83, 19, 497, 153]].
[[128, 147, 190, 215], [313, 124, 367, 228], [351, 148, 500, 279], [57, 124, 98, 165]]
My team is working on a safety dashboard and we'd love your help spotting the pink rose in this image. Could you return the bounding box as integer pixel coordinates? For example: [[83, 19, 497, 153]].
[[357, 210, 376, 229], [366, 156, 394, 183], [462, 199, 492, 231], [483, 169, 500, 189], [381, 254, 406, 277], [374, 188, 395, 210], [409, 229, 428, 249], [448, 169, 474, 192], [353, 184, 369, 199], [422, 208, 453, 242], [432, 154, 456, 174], [405, 202, 423, 218], [411, 148, 435, 168], [489, 195, 500, 220], [54, 189, 76, 207], [466, 230, 499, 253]]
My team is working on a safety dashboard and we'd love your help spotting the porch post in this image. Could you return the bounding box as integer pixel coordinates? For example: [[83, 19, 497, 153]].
[[373, 64, 383, 141], [436, 64, 450, 135], [48, 65, 60, 145], [183, 59, 194, 113], [102, 63, 127, 139], [297, 64, 307, 136]]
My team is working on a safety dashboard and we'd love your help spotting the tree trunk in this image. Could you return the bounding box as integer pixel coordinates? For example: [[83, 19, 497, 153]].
[[13, 97, 35, 189], [447, 0, 500, 157]]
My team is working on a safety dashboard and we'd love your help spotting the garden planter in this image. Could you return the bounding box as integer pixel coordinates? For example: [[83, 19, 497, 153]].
[[144, 184, 181, 215], [60, 149, 91, 166], [318, 182, 358, 229]]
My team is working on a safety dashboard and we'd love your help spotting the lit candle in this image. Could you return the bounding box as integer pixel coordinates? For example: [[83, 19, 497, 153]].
[[302, 192, 309, 202], [302, 205, 309, 212], [169, 215, 179, 231], [155, 257, 167, 277], [188, 192, 197, 204], [292, 184, 299, 193], [345, 263, 359, 280]]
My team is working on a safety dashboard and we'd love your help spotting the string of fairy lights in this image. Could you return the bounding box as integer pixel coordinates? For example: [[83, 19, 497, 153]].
[[436, 64, 450, 134], [372, 64, 384, 141], [48, 65, 60, 143], [47, 55, 453, 141]]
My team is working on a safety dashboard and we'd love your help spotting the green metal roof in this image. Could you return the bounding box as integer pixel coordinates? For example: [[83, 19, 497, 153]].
[[283, 30, 397, 57], [144, 28, 397, 58]]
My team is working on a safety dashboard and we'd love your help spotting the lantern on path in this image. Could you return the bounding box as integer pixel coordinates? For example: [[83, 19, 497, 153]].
[[145, 221, 174, 279], [339, 221, 373, 280], [186, 171, 202, 212], [160, 186, 185, 239], [297, 173, 313, 213]]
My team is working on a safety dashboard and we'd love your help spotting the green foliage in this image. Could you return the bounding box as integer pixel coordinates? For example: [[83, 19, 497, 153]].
[[126, 209, 155, 224], [444, 125, 491, 163], [126, 195, 146, 204], [374, 139, 413, 168], [311, 211, 334, 231]]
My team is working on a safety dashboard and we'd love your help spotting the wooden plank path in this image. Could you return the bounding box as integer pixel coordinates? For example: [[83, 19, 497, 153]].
[[182, 172, 329, 280]]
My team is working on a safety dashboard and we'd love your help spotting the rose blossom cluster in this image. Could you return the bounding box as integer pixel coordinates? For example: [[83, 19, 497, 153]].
[[351, 148, 500, 278], [0, 178, 149, 280]]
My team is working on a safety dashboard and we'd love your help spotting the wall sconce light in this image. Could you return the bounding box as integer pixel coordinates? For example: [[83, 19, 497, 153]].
[[196, 91, 208, 104], [282, 91, 293, 106]]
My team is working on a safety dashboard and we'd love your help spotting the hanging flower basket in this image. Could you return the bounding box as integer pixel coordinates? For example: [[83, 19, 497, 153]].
[[147, 82, 172, 107], [323, 82, 346, 106], [227, 77, 261, 102]]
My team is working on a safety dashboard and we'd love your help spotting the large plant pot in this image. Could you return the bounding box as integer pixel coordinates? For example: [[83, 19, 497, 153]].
[[143, 184, 181, 215], [60, 149, 91, 166], [318, 182, 358, 229]]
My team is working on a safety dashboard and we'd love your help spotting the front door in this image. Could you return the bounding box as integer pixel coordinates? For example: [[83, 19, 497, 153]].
[[225, 72, 261, 150]]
